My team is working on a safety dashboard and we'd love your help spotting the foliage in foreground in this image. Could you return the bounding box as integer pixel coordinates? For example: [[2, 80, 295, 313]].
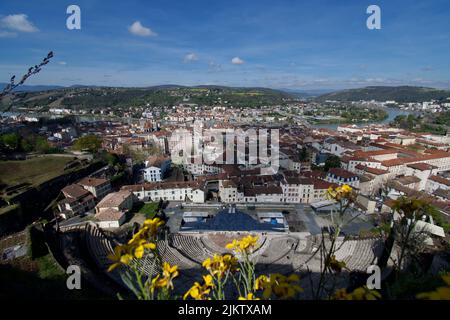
[[107, 185, 449, 300]]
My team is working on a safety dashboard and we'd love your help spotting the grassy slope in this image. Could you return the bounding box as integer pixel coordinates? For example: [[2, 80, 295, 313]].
[[0, 156, 74, 187], [138, 202, 159, 219], [0, 229, 105, 300]]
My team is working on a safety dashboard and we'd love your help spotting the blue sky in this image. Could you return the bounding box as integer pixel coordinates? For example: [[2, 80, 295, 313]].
[[1, 0, 449, 90]]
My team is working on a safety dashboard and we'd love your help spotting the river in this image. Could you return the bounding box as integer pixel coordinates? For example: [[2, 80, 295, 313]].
[[311, 108, 417, 130]]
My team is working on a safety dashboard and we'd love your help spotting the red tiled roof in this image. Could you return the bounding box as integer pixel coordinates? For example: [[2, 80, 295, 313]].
[[406, 163, 436, 171], [353, 149, 398, 157], [381, 158, 410, 167], [78, 177, 109, 188], [95, 208, 125, 221], [312, 178, 337, 190], [243, 186, 283, 197], [355, 164, 389, 175], [62, 184, 91, 199], [122, 181, 204, 191], [429, 175, 450, 187], [328, 168, 358, 179]]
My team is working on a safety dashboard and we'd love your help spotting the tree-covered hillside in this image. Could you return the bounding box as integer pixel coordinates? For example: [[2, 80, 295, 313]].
[[315, 86, 450, 103], [1, 86, 296, 111]]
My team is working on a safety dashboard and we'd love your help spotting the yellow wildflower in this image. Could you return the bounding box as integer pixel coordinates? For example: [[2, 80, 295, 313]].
[[107, 245, 133, 272], [161, 262, 179, 290], [202, 254, 238, 277], [254, 273, 303, 300], [327, 184, 354, 201], [255, 274, 272, 299], [325, 255, 347, 273], [132, 239, 156, 259], [143, 217, 164, 238], [255, 275, 269, 290], [332, 286, 381, 300], [238, 293, 260, 300], [127, 227, 149, 245], [239, 235, 258, 251], [332, 288, 348, 300], [149, 274, 167, 293], [225, 235, 259, 254], [183, 275, 214, 300], [225, 239, 239, 251], [341, 184, 352, 193], [417, 275, 450, 300]]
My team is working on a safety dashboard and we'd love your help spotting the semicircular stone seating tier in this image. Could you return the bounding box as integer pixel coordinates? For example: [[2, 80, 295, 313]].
[[198, 232, 266, 257], [255, 236, 298, 265], [334, 238, 383, 271], [169, 233, 213, 263], [291, 237, 384, 273], [84, 223, 124, 284]]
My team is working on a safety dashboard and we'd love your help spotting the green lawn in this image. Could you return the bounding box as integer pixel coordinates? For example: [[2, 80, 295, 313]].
[[138, 202, 159, 219], [0, 228, 105, 300], [0, 156, 75, 187]]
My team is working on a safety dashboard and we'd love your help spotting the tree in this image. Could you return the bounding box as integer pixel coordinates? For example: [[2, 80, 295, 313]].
[[0, 133, 20, 151], [298, 146, 309, 162], [35, 136, 50, 153], [103, 152, 119, 166], [309, 184, 358, 299], [388, 197, 433, 274], [73, 135, 102, 153], [324, 155, 341, 172]]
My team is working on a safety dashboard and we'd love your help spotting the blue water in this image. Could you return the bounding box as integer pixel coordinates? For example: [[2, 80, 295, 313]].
[[311, 108, 416, 130]]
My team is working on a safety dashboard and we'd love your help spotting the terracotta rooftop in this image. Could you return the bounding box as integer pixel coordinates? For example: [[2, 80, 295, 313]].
[[355, 164, 389, 175], [285, 177, 313, 185], [328, 168, 358, 179], [95, 208, 125, 221], [62, 184, 91, 200], [78, 177, 109, 188], [406, 163, 437, 171], [243, 186, 283, 197], [97, 190, 132, 208], [429, 175, 450, 187], [396, 175, 421, 185], [146, 155, 170, 168], [381, 158, 410, 167], [353, 149, 398, 157], [433, 188, 450, 200], [122, 181, 203, 192], [312, 178, 337, 190]]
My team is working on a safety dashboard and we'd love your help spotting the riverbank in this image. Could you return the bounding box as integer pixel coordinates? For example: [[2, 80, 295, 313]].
[[310, 108, 416, 130]]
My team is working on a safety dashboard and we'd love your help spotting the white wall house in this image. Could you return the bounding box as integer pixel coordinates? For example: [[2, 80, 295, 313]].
[[219, 177, 334, 205], [326, 168, 360, 188], [183, 163, 222, 176], [143, 166, 162, 182], [95, 208, 126, 229], [425, 175, 450, 193], [123, 182, 206, 203]]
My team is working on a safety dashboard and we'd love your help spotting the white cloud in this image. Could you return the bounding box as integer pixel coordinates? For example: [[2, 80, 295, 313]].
[[0, 14, 38, 32], [0, 30, 17, 38], [231, 57, 244, 65], [58, 61, 67, 66], [208, 61, 222, 73], [184, 53, 198, 62], [128, 21, 157, 37]]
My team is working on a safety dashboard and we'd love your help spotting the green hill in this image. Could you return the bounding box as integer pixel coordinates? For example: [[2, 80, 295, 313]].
[[315, 86, 450, 103], [2, 85, 296, 111]]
